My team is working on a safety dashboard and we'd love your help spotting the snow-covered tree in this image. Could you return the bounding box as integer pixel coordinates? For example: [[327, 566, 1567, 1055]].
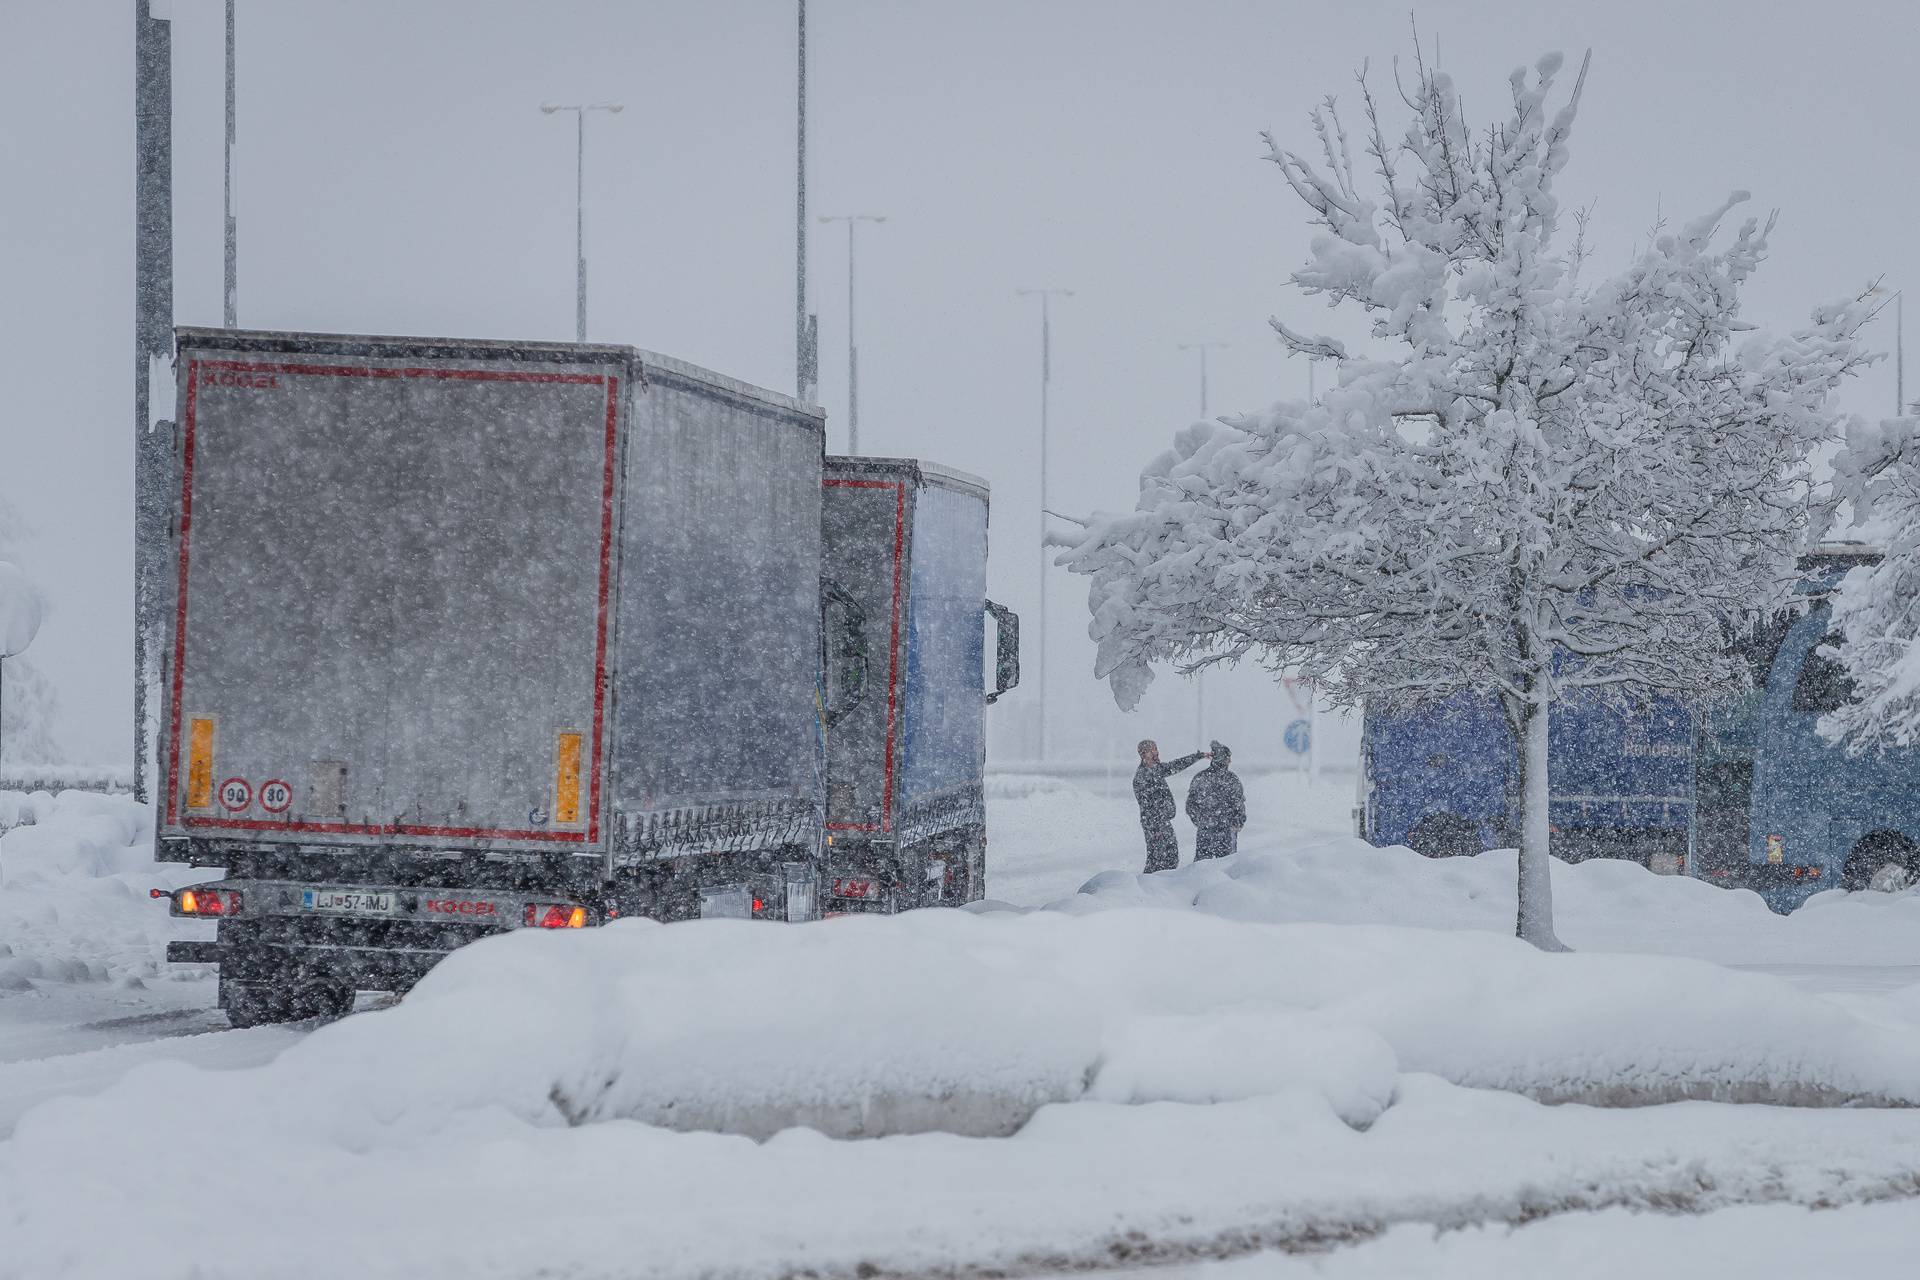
[[1062, 48, 1873, 948], [1822, 417, 1920, 751]]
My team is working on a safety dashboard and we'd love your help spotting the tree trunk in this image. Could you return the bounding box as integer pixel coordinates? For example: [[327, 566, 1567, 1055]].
[[1514, 698, 1569, 951]]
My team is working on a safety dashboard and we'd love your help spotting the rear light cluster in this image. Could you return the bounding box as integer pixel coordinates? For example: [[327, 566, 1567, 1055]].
[[525, 903, 588, 929], [152, 887, 242, 917], [1788, 866, 1823, 880]]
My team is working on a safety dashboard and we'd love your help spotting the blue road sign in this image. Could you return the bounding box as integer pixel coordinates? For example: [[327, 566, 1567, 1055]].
[[1284, 718, 1311, 755]]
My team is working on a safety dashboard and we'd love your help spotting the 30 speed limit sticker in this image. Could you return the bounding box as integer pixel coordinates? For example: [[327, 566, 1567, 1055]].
[[259, 779, 293, 813], [218, 777, 253, 812]]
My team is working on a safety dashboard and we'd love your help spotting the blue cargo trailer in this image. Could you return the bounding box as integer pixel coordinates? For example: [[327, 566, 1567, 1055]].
[[1359, 690, 1692, 865]]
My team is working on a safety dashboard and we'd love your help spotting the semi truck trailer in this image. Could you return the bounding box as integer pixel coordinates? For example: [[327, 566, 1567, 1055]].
[[153, 328, 829, 1024], [819, 456, 1018, 912]]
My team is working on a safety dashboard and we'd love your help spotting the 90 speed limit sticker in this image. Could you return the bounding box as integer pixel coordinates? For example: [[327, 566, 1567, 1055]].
[[218, 777, 253, 812], [260, 779, 293, 813]]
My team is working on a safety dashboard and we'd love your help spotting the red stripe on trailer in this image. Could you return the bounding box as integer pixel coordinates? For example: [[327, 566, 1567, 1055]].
[[183, 815, 596, 842], [587, 376, 619, 844], [166, 358, 618, 845], [882, 481, 906, 829], [193, 359, 608, 385], [822, 475, 907, 834], [163, 363, 201, 829]]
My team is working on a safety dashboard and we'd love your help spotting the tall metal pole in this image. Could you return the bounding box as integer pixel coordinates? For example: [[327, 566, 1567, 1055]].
[[134, 0, 174, 805], [1899, 292, 1905, 415], [1018, 288, 1073, 760], [541, 102, 622, 343], [847, 219, 856, 450], [1178, 341, 1228, 415], [574, 110, 586, 343], [820, 214, 885, 453], [1178, 342, 1227, 748], [223, 0, 236, 327], [795, 1, 817, 403]]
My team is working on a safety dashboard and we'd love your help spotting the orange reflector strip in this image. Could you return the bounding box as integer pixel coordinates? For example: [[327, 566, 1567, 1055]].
[[566, 906, 587, 929], [555, 731, 583, 826], [187, 718, 215, 810]]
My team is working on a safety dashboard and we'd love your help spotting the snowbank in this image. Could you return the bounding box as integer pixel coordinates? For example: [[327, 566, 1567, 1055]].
[[1045, 831, 1920, 967], [60, 907, 1914, 1136], [0, 791, 206, 990]]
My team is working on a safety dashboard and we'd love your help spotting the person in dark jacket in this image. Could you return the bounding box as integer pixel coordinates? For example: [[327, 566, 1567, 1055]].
[[1186, 741, 1246, 861], [1133, 739, 1208, 873]]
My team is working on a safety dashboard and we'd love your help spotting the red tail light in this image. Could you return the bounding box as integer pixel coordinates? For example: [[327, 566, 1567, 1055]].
[[525, 903, 589, 929], [172, 888, 241, 916]]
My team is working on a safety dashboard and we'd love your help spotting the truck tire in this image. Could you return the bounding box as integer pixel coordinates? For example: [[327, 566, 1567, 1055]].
[[1842, 831, 1920, 893], [1405, 813, 1482, 859], [220, 970, 355, 1028]]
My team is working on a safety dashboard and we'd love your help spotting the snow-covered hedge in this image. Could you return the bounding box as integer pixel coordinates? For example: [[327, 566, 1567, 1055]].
[[18, 902, 1920, 1137], [8, 908, 1920, 1279]]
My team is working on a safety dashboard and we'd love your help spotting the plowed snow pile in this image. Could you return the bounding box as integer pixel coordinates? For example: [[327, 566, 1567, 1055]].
[[1044, 833, 1920, 966], [8, 908, 1920, 1279], [0, 791, 208, 991]]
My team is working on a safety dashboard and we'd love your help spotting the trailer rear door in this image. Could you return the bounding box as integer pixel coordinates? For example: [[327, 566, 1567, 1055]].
[[161, 333, 625, 856], [821, 466, 910, 834]]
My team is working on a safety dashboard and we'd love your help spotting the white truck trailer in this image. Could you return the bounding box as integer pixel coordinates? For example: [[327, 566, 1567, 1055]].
[[153, 328, 828, 1024]]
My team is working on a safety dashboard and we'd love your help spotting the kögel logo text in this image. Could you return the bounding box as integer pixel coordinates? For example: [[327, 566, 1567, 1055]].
[[424, 899, 497, 916], [200, 368, 281, 390]]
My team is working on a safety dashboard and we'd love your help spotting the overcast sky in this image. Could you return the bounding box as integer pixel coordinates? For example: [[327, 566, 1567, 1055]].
[[3, 0, 1917, 765]]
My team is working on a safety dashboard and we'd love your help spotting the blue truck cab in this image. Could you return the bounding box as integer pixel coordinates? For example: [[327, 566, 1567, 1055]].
[[1702, 546, 1920, 911]]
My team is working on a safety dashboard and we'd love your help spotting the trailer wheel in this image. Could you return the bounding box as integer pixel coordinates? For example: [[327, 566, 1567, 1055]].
[[1405, 813, 1483, 859], [1842, 830, 1920, 893], [220, 970, 355, 1028]]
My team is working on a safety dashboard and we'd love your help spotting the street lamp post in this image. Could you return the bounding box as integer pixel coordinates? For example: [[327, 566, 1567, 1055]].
[[1178, 341, 1228, 747], [819, 214, 886, 453], [795, 1, 818, 403], [134, 0, 174, 804], [1017, 287, 1073, 761], [223, 0, 237, 327], [540, 101, 623, 343], [1178, 341, 1227, 417]]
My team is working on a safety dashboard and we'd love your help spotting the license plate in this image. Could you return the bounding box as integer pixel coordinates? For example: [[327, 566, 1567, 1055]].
[[302, 889, 396, 916]]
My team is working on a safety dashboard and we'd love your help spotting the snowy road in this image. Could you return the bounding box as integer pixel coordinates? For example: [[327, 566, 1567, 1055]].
[[0, 977, 304, 1139]]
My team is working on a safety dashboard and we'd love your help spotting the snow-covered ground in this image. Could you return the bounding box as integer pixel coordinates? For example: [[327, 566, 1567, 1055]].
[[6, 775, 1920, 1278]]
